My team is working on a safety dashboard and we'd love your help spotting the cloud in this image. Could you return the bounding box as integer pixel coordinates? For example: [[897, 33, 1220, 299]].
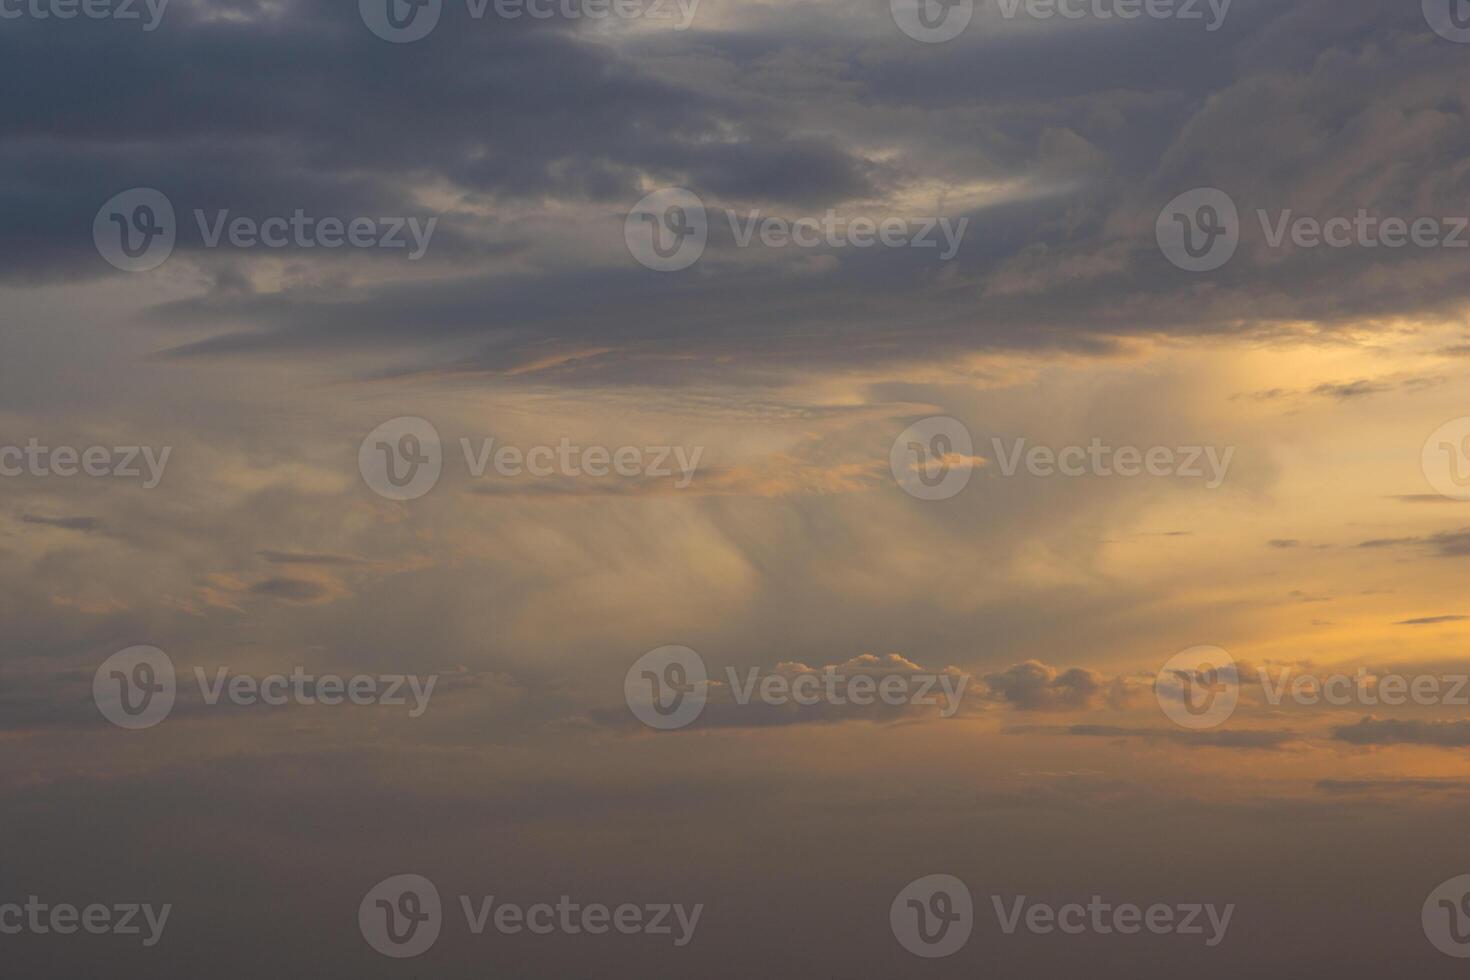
[[1010, 723, 1298, 749], [19, 514, 101, 532], [1309, 380, 1392, 400], [246, 577, 334, 604], [1331, 716, 1470, 746], [981, 660, 1109, 711], [1394, 615, 1469, 626], [1357, 529, 1470, 557], [1316, 778, 1470, 795], [256, 550, 367, 566]]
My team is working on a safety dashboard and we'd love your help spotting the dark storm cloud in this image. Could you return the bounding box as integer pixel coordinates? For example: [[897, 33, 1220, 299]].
[[5, 0, 1470, 384], [0, 0, 869, 282]]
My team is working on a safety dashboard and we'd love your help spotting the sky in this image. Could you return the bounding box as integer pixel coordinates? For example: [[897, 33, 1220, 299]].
[[5, 0, 1470, 975]]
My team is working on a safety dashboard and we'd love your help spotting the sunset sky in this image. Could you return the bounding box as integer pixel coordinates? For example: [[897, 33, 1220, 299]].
[[4, 0, 1470, 975]]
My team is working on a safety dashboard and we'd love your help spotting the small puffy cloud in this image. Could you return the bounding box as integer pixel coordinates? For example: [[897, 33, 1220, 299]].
[[982, 660, 1106, 711]]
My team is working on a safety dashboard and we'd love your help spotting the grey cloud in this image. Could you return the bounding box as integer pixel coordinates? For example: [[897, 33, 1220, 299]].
[[20, 514, 102, 532], [257, 550, 367, 566], [983, 660, 1106, 711], [1358, 529, 1470, 557], [1010, 723, 1297, 749], [247, 577, 331, 602], [1332, 716, 1470, 746]]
